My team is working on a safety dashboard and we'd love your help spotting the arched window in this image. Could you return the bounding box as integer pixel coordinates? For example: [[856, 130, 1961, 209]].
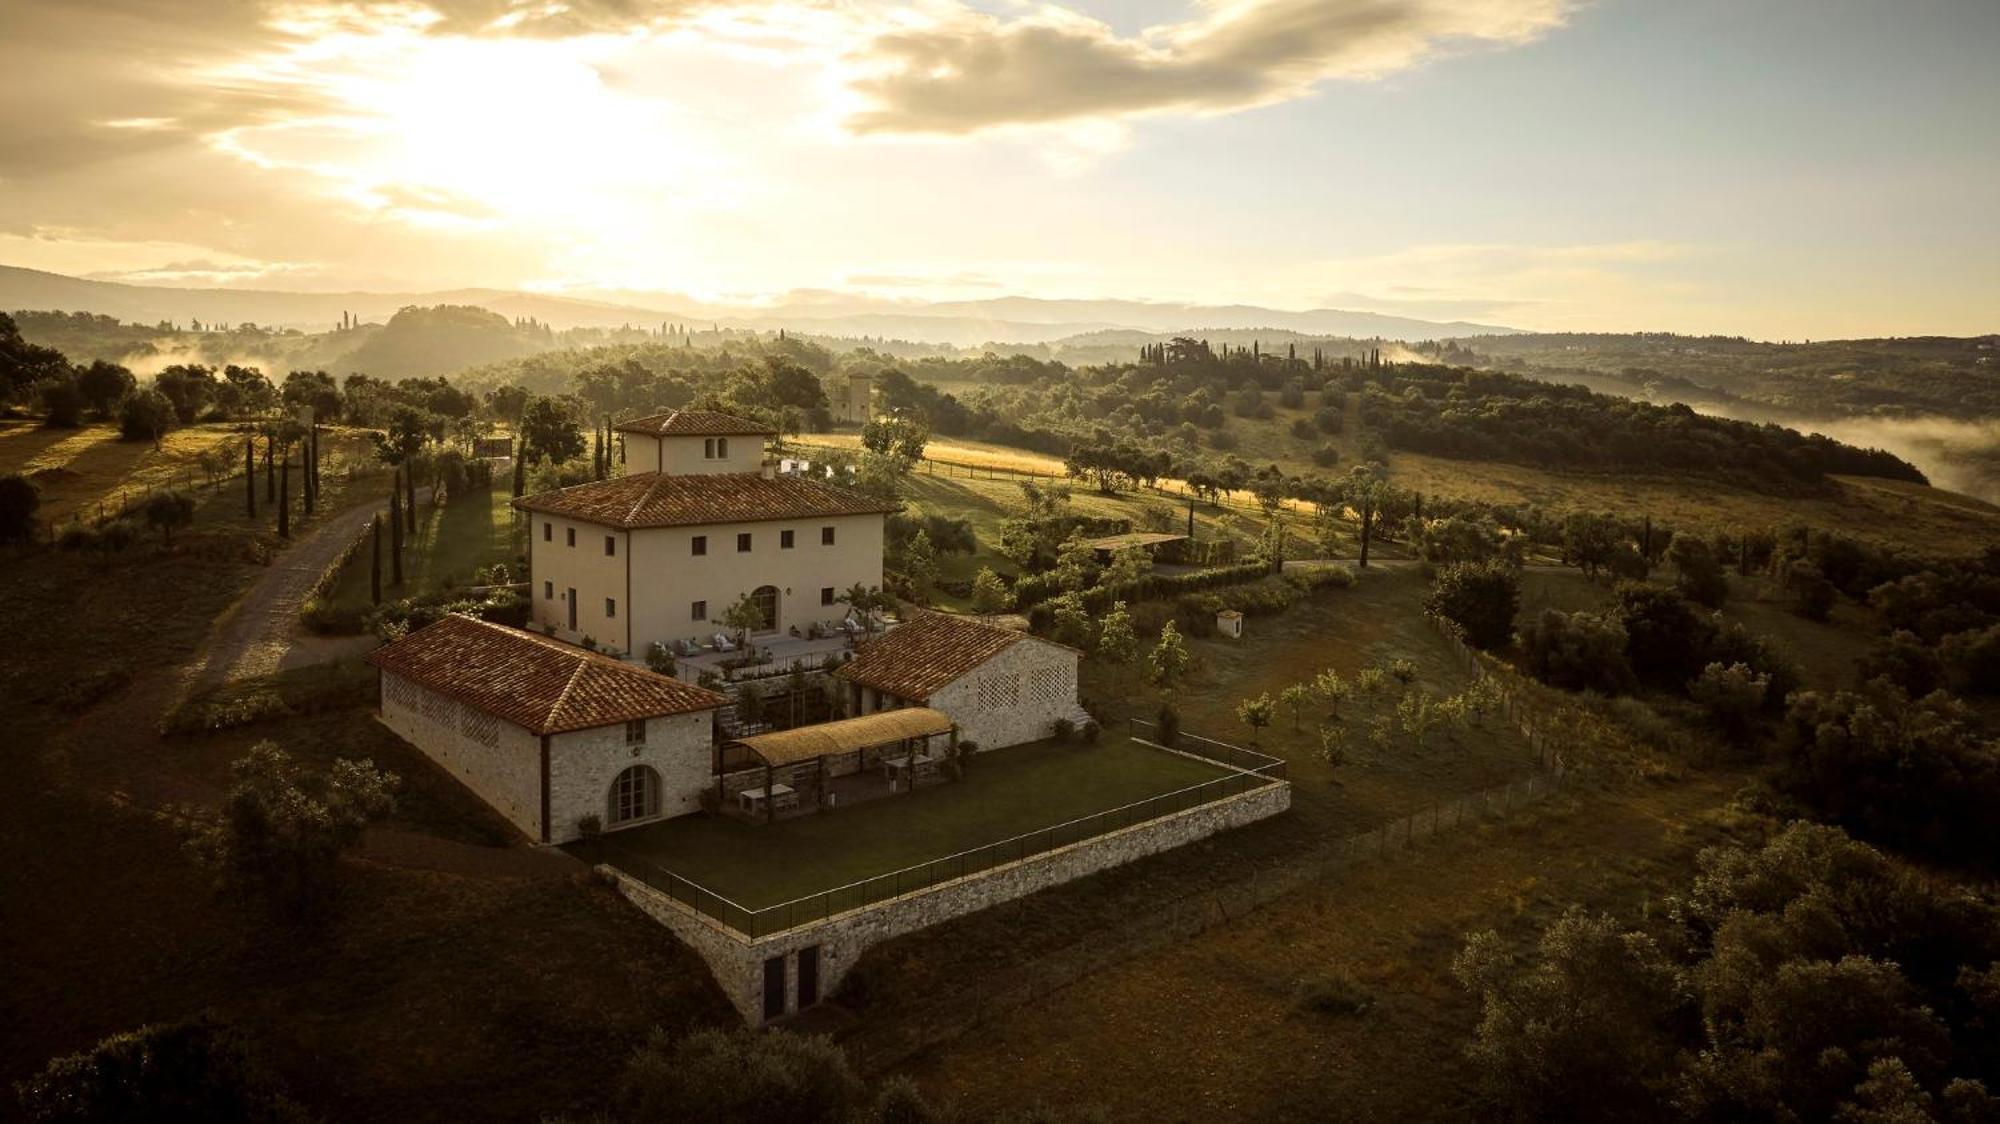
[[608, 765, 662, 825]]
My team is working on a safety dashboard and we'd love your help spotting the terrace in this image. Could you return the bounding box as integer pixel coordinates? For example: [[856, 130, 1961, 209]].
[[664, 617, 899, 685], [576, 732, 1285, 937]]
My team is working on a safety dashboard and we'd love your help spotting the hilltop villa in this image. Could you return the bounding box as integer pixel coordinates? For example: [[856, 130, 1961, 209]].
[[367, 408, 1088, 846], [513, 410, 898, 656]]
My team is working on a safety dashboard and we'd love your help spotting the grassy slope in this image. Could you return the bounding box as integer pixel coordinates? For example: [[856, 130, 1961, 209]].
[[877, 382, 2000, 554], [828, 571, 1547, 1032], [0, 419, 249, 524], [899, 774, 1753, 1122], [0, 478, 732, 1121], [324, 476, 523, 613], [1517, 569, 1881, 694]]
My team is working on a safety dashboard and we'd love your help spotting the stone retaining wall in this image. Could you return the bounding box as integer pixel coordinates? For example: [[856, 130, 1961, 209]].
[[607, 775, 1290, 1023]]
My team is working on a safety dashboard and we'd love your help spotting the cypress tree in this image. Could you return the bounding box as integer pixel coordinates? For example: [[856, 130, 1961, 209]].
[[404, 459, 416, 532], [265, 433, 275, 502], [244, 438, 256, 519], [277, 451, 290, 539], [512, 442, 526, 497], [302, 431, 316, 518], [390, 485, 404, 586], [370, 513, 383, 605]]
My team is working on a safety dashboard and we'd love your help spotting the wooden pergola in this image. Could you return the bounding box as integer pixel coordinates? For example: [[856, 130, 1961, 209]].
[[717, 708, 958, 822]]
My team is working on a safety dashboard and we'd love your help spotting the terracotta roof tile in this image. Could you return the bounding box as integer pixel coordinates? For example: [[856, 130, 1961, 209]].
[[366, 615, 725, 735], [835, 612, 1033, 701], [614, 409, 775, 437], [513, 471, 899, 529]]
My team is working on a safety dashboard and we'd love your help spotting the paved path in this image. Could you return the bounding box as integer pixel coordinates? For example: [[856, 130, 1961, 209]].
[[189, 491, 423, 693]]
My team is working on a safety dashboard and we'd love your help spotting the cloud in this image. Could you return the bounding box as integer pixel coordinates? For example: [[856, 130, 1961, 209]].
[[843, 0, 1576, 135], [1308, 240, 1701, 327]]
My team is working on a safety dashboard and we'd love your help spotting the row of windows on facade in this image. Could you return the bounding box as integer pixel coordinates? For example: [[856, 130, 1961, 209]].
[[538, 584, 841, 620], [541, 524, 837, 554]]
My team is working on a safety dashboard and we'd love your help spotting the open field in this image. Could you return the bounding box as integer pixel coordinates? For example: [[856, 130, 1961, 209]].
[[596, 737, 1231, 910], [897, 771, 1755, 1121], [0, 419, 249, 523], [324, 477, 522, 615]]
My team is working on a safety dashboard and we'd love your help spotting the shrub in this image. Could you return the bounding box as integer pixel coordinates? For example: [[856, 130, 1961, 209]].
[[0, 473, 39, 545], [645, 641, 677, 676], [40, 376, 84, 428], [1425, 560, 1520, 650], [1156, 703, 1181, 747], [618, 1027, 862, 1124], [119, 388, 177, 444], [1520, 609, 1635, 694], [1292, 971, 1374, 1017], [15, 1014, 309, 1124], [1081, 719, 1101, 744], [576, 813, 603, 839], [1787, 559, 1837, 621], [1941, 624, 2000, 695], [1051, 717, 1075, 743], [178, 742, 398, 921], [1687, 661, 1769, 745]]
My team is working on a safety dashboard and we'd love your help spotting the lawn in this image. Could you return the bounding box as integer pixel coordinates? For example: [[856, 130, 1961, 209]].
[[324, 477, 522, 614], [595, 737, 1234, 911]]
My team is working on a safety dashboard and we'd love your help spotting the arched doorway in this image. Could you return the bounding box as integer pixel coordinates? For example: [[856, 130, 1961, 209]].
[[749, 585, 779, 633], [607, 764, 661, 826]]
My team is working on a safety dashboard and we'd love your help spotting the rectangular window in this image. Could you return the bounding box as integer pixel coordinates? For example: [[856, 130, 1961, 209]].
[[821, 587, 835, 605], [624, 719, 645, 745], [543, 522, 552, 542], [566, 527, 576, 547], [691, 600, 708, 621], [821, 526, 835, 545], [737, 532, 752, 553], [692, 535, 707, 556], [606, 597, 617, 618], [544, 580, 553, 600], [605, 535, 616, 557], [781, 529, 795, 549]]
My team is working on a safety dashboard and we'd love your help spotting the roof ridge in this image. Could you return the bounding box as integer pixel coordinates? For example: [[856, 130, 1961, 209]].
[[546, 657, 591, 731]]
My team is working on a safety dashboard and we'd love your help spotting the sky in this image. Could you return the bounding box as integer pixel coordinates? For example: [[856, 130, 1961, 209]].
[[0, 0, 1995, 338]]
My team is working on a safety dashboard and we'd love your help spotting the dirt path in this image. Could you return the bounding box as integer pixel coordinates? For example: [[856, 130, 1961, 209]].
[[189, 491, 424, 693]]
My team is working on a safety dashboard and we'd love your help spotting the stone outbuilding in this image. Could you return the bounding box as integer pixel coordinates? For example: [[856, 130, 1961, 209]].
[[366, 614, 728, 844], [835, 612, 1087, 750]]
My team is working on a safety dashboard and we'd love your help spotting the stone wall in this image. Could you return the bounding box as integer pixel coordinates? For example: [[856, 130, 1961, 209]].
[[548, 709, 715, 843], [927, 635, 1079, 751], [378, 669, 543, 842], [608, 774, 1290, 1023]]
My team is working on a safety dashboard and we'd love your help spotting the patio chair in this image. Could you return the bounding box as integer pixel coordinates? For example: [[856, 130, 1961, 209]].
[[713, 632, 738, 653]]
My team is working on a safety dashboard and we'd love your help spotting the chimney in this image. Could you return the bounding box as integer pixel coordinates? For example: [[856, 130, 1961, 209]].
[[761, 460, 777, 481]]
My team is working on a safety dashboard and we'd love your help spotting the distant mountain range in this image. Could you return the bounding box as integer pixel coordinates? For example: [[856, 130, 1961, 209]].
[[0, 264, 1522, 346]]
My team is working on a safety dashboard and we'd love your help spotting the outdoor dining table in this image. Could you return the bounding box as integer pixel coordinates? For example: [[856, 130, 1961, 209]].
[[737, 783, 797, 814]]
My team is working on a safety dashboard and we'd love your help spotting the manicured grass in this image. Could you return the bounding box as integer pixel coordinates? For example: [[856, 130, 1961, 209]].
[[601, 737, 1234, 909], [325, 477, 522, 612]]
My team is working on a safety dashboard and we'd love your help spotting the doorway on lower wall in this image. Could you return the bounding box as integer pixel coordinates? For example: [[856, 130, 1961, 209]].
[[762, 955, 786, 1021]]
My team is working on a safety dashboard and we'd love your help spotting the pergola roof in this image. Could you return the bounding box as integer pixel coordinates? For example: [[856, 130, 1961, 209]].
[[730, 708, 953, 767]]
